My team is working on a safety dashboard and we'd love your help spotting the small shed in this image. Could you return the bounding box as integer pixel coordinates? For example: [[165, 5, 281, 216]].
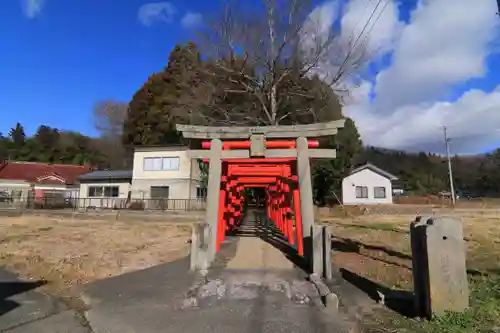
[[342, 163, 398, 205]]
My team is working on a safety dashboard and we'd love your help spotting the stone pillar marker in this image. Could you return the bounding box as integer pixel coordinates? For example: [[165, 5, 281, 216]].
[[190, 223, 207, 271], [322, 226, 333, 280], [311, 225, 324, 276], [410, 216, 469, 318]]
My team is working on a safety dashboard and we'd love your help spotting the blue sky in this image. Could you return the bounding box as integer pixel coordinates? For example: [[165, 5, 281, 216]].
[[0, 0, 218, 137], [1, 0, 499, 154]]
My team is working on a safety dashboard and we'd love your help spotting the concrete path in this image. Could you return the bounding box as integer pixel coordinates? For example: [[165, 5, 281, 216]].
[[80, 211, 359, 332], [0, 269, 90, 333]]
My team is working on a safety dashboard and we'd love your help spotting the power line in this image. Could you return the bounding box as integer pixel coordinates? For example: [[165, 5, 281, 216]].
[[334, 0, 387, 80], [443, 126, 456, 206], [350, 0, 385, 52], [357, 0, 390, 53]]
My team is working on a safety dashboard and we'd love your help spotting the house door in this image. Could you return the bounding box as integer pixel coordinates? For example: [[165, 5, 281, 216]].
[[150, 186, 169, 210]]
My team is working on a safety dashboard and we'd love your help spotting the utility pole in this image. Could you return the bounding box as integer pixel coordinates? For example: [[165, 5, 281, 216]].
[[443, 126, 456, 206]]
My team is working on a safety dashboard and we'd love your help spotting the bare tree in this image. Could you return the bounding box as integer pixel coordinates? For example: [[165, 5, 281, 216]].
[[192, 0, 376, 126], [92, 100, 129, 168], [92, 100, 128, 140]]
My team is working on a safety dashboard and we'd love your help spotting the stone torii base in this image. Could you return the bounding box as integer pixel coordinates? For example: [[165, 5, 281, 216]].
[[177, 120, 345, 277]]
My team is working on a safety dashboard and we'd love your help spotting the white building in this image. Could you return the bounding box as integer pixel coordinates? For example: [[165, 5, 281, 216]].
[[341, 163, 398, 205], [78, 145, 205, 209], [78, 170, 132, 209]]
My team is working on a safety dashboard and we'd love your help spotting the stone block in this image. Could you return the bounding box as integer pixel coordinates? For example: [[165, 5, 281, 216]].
[[190, 223, 209, 272], [312, 225, 324, 276], [410, 216, 469, 317], [323, 226, 333, 281]]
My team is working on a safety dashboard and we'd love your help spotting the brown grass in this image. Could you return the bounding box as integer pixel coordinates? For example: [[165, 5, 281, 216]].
[[0, 216, 192, 302], [322, 214, 500, 292]]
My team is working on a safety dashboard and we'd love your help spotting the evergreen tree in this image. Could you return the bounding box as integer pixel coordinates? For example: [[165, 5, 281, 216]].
[[312, 118, 362, 205], [123, 42, 204, 146]]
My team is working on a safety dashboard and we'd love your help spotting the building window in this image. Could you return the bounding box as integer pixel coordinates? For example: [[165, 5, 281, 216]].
[[355, 186, 368, 199], [196, 187, 207, 199], [88, 186, 119, 198], [104, 186, 119, 198], [89, 186, 103, 197], [374, 187, 387, 199], [150, 186, 169, 199], [143, 157, 180, 171]]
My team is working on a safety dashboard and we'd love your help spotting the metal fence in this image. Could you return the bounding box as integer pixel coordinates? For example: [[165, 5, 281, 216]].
[[70, 198, 206, 211], [0, 188, 206, 212]]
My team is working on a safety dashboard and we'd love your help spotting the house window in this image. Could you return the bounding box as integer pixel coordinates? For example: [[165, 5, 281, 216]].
[[374, 187, 386, 199], [89, 186, 103, 197], [88, 186, 119, 198], [143, 157, 180, 171], [104, 186, 119, 198], [150, 186, 169, 199], [355, 186, 368, 199], [196, 187, 207, 199]]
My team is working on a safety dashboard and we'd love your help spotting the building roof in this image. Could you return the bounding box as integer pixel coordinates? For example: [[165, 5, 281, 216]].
[[348, 163, 398, 181], [78, 170, 133, 181], [133, 145, 189, 152], [0, 161, 94, 185]]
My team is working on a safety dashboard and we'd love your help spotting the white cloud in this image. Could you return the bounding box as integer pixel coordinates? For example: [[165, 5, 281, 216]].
[[345, 84, 500, 154], [138, 2, 177, 27], [340, 0, 403, 57], [313, 0, 500, 154], [21, 0, 45, 19], [306, 1, 340, 36], [181, 12, 202, 29], [302, 0, 402, 94], [373, 0, 499, 113]]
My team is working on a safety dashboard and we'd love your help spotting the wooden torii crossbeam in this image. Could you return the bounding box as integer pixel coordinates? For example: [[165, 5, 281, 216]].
[[177, 120, 345, 274]]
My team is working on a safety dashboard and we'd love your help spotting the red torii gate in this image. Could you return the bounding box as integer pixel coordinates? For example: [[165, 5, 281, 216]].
[[204, 140, 319, 256], [177, 120, 345, 275]]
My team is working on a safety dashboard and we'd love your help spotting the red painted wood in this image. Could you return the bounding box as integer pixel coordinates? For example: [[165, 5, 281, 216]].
[[202, 140, 319, 149]]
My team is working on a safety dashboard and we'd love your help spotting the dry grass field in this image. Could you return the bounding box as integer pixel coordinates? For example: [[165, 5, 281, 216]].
[[0, 215, 192, 306], [321, 213, 500, 332]]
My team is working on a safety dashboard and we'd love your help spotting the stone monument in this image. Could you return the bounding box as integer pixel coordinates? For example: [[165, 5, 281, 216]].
[[410, 216, 469, 318]]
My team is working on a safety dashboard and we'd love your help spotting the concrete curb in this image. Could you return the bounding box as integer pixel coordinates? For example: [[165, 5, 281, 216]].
[[309, 273, 339, 311]]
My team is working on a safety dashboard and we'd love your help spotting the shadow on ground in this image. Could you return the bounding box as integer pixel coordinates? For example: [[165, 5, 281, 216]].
[[339, 268, 417, 318], [331, 236, 412, 262], [329, 236, 417, 317], [329, 223, 409, 234], [0, 280, 47, 317], [226, 210, 309, 272]]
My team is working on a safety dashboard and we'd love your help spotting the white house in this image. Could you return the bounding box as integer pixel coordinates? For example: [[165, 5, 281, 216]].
[[78, 170, 133, 209], [342, 163, 398, 205], [78, 145, 205, 209]]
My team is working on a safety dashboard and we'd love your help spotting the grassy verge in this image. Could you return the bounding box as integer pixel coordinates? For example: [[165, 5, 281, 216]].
[[325, 214, 500, 333], [386, 275, 500, 333]]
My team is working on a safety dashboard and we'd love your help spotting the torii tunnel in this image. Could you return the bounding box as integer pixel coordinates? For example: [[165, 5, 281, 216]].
[[201, 139, 320, 256]]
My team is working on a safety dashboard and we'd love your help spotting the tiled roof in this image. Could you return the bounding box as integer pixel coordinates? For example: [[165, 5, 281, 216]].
[[349, 163, 398, 181], [0, 161, 94, 185], [78, 170, 133, 181]]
